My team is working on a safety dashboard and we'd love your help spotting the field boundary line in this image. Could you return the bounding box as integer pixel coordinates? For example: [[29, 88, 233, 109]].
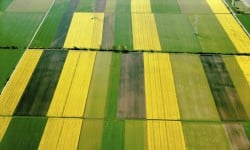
[[222, 0, 250, 38], [26, 0, 56, 49]]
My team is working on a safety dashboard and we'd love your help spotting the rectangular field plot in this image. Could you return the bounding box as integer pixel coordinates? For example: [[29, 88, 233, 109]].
[[101, 120, 125, 149], [150, 0, 180, 13], [0, 49, 24, 92], [178, 0, 213, 14], [105, 53, 121, 119], [114, 13, 133, 50], [0, 117, 47, 149], [188, 14, 236, 53], [224, 56, 250, 118], [115, 0, 130, 13], [131, 0, 151, 13], [84, 52, 112, 118], [216, 14, 250, 53], [0, 50, 43, 115], [206, 0, 230, 14], [132, 14, 161, 51], [63, 13, 104, 49], [170, 54, 219, 121], [118, 53, 146, 119], [77, 0, 106, 12], [47, 51, 96, 117], [76, 0, 97, 12], [31, 0, 71, 48], [155, 14, 201, 52], [101, 13, 115, 49], [78, 119, 103, 150], [144, 53, 180, 120], [183, 122, 231, 149], [39, 118, 82, 150], [147, 121, 186, 149], [125, 121, 147, 150], [7, 0, 53, 12], [0, 12, 44, 48]]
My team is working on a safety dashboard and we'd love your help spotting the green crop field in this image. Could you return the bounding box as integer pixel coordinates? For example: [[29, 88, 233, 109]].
[[0, 49, 24, 92], [150, 0, 180, 13], [85, 52, 111, 118], [171, 54, 220, 120], [0, 12, 44, 48], [178, 0, 213, 14], [155, 14, 201, 52], [14, 50, 67, 116], [237, 14, 250, 33], [31, 0, 71, 48], [183, 122, 231, 149], [0, 117, 47, 149], [188, 14, 237, 53], [0, 0, 250, 149]]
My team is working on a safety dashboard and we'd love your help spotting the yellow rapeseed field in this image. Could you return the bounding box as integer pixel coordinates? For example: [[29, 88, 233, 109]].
[[0, 117, 11, 141], [0, 49, 42, 115], [39, 118, 64, 149], [235, 56, 250, 117], [63, 13, 104, 49], [144, 53, 180, 119], [206, 0, 230, 14], [47, 51, 96, 117], [147, 121, 186, 149], [56, 119, 82, 150], [47, 51, 80, 116], [39, 118, 82, 150], [62, 51, 96, 117], [216, 14, 250, 53], [236, 56, 250, 87], [131, 0, 151, 12], [132, 14, 161, 51]]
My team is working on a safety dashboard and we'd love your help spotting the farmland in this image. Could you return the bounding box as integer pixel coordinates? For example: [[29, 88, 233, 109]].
[[0, 0, 250, 149]]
